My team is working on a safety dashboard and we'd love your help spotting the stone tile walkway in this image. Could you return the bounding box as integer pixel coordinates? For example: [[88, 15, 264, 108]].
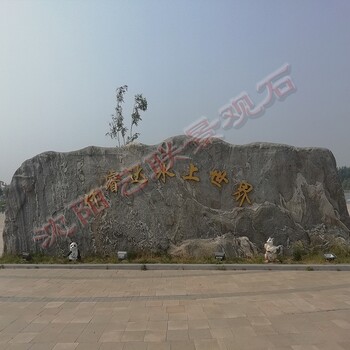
[[0, 269, 350, 349]]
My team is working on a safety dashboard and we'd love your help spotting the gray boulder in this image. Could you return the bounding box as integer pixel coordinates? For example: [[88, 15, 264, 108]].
[[3, 136, 350, 257], [169, 234, 258, 259]]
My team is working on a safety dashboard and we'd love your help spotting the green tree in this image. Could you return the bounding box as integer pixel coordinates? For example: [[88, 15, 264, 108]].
[[106, 85, 148, 147], [342, 178, 350, 190], [0, 181, 6, 197], [338, 166, 350, 190], [0, 181, 7, 213]]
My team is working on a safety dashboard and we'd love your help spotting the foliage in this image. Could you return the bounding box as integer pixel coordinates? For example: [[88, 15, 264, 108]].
[[1, 239, 350, 265], [0, 181, 6, 213], [2, 250, 350, 265], [289, 240, 308, 261], [342, 178, 350, 191], [338, 166, 350, 190], [106, 85, 148, 147], [0, 200, 5, 213], [0, 253, 68, 264], [286, 238, 350, 264]]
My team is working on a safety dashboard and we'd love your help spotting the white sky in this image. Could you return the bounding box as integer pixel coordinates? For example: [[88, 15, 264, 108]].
[[1, 0, 350, 183]]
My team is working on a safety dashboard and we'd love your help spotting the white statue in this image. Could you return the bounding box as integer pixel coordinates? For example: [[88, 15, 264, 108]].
[[67, 242, 81, 261], [264, 237, 283, 263]]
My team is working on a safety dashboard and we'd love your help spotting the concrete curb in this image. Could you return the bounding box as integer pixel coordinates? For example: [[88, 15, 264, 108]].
[[1, 263, 350, 271]]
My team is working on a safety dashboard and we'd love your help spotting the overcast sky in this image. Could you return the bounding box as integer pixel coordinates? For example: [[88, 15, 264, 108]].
[[1, 0, 350, 183]]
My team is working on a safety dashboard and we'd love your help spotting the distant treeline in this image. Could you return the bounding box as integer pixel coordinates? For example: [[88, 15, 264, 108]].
[[0, 182, 6, 213], [338, 166, 350, 190]]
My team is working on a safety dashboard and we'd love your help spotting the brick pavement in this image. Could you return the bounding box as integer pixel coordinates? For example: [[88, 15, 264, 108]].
[[0, 269, 350, 349]]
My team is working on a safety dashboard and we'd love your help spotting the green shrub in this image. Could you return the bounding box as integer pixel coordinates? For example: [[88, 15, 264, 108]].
[[0, 199, 6, 213], [291, 241, 307, 262]]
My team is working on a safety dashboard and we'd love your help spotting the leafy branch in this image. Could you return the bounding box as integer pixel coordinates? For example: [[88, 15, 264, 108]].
[[0, 181, 7, 213], [106, 85, 148, 147]]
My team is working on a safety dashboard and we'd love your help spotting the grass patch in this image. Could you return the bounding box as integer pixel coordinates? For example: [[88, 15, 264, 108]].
[[1, 251, 350, 265], [0, 253, 68, 264]]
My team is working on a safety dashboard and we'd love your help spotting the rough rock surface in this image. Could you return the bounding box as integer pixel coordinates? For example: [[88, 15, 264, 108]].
[[3, 136, 350, 257], [168, 234, 258, 259]]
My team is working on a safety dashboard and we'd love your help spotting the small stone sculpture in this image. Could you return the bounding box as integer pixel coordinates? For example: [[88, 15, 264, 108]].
[[264, 237, 283, 263], [67, 242, 81, 261]]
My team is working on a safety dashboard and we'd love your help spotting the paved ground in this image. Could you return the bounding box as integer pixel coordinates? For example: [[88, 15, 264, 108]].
[[0, 269, 349, 350], [1, 210, 350, 349]]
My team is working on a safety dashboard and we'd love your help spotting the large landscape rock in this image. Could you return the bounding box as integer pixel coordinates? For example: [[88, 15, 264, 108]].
[[3, 136, 350, 257]]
